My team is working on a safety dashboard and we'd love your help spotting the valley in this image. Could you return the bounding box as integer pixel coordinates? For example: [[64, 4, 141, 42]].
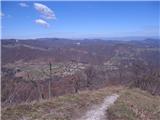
[[1, 38, 160, 120]]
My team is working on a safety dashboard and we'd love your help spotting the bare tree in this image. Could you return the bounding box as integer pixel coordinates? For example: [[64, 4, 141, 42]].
[[72, 71, 82, 93], [117, 62, 124, 83], [131, 61, 144, 87], [73, 75, 79, 93], [84, 66, 95, 89], [26, 72, 43, 101], [40, 61, 56, 99], [130, 59, 160, 95], [48, 62, 52, 99]]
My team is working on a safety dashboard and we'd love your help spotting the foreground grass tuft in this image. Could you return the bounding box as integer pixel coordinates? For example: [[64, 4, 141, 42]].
[[108, 88, 160, 120]]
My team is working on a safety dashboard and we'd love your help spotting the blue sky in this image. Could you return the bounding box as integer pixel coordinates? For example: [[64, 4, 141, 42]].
[[1, 1, 159, 39]]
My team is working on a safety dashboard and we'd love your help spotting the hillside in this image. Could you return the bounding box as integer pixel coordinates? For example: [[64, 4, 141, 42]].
[[2, 39, 160, 106], [1, 38, 160, 120], [2, 86, 160, 120], [1, 1, 159, 120], [108, 88, 160, 120]]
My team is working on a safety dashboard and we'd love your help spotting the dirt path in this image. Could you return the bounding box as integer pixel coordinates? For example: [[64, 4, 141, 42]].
[[76, 94, 119, 120]]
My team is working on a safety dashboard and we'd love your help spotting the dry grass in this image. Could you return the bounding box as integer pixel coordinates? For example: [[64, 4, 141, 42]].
[[3, 86, 159, 120], [2, 86, 123, 120], [108, 88, 160, 120]]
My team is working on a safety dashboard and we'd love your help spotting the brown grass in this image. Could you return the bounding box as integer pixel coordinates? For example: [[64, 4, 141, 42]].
[[108, 88, 160, 120], [3, 86, 159, 120], [2, 86, 123, 120]]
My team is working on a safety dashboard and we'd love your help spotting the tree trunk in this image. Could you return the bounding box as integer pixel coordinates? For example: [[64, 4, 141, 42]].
[[48, 62, 52, 99]]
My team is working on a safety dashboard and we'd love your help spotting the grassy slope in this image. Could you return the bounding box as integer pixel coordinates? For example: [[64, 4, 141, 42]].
[[2, 86, 122, 120], [2, 86, 160, 120], [108, 88, 160, 120]]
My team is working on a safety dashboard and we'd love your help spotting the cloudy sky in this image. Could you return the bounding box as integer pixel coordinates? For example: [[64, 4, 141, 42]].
[[1, 1, 159, 39]]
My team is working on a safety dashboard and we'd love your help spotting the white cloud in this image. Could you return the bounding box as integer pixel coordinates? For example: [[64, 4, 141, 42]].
[[34, 3, 56, 20], [35, 19, 50, 28], [19, 3, 29, 7], [0, 12, 12, 19], [0, 12, 4, 17]]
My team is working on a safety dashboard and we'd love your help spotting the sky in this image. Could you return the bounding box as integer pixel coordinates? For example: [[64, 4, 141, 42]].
[[1, 1, 159, 39]]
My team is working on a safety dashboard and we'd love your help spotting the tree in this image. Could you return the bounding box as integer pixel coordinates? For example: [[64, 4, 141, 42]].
[[131, 60, 146, 87], [73, 75, 79, 93], [117, 62, 124, 84], [41, 60, 54, 99], [130, 59, 160, 95], [84, 66, 95, 89], [26, 72, 43, 101], [48, 62, 52, 99]]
